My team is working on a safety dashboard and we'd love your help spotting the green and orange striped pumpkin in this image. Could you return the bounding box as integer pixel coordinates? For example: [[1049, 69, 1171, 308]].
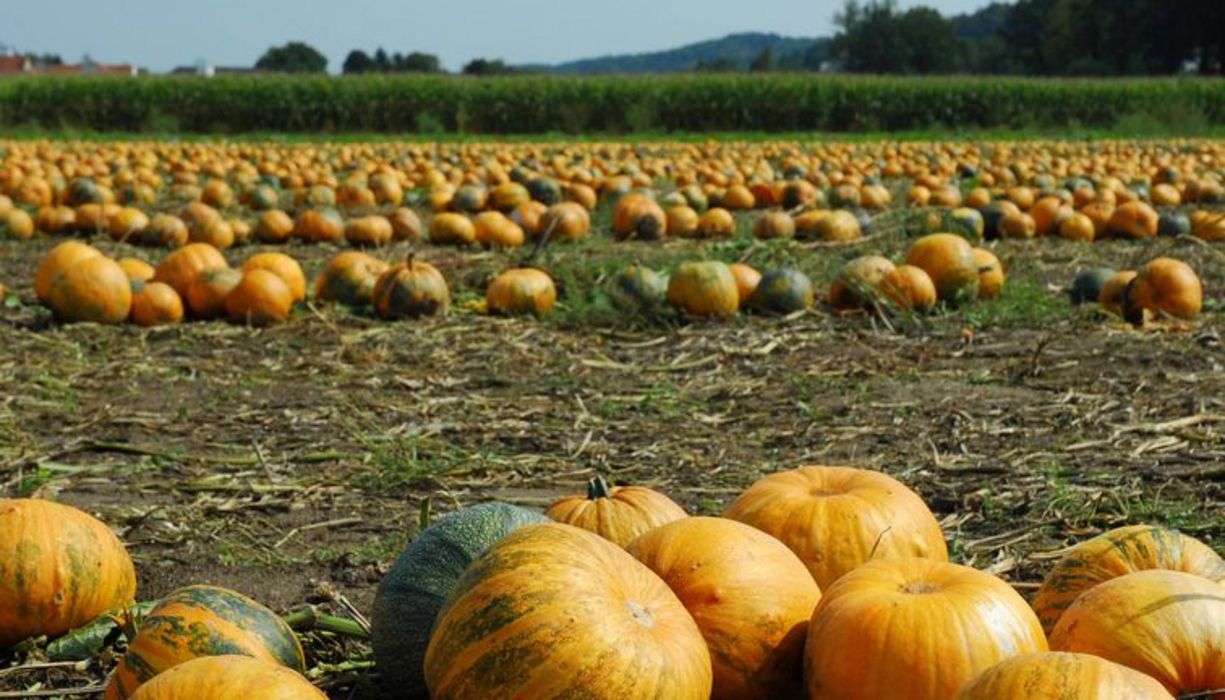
[[127, 655, 325, 700], [104, 585, 305, 699]]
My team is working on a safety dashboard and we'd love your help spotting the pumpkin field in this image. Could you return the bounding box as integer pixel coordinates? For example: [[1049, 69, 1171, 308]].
[[1, 136, 1223, 698]]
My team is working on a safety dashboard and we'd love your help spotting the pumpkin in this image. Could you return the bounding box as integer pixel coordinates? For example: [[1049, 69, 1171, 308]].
[[905, 233, 980, 303], [665, 205, 700, 237], [126, 655, 325, 700], [527, 177, 562, 205], [1191, 210, 1225, 241], [424, 523, 712, 700], [47, 255, 133, 324], [130, 282, 184, 327], [189, 217, 235, 249], [371, 502, 549, 699], [486, 268, 556, 316], [628, 517, 821, 700], [153, 243, 228, 299], [1158, 211, 1191, 237], [108, 207, 150, 242], [801, 211, 861, 242], [1107, 201, 1159, 239], [860, 183, 891, 210], [254, 210, 294, 244], [473, 211, 525, 248], [881, 264, 937, 312], [545, 476, 686, 548], [105, 585, 306, 700], [1150, 183, 1181, 206], [345, 215, 394, 247], [721, 184, 755, 210], [390, 207, 423, 241], [1029, 197, 1065, 236], [1124, 257, 1202, 321], [782, 180, 819, 209], [1099, 270, 1137, 316], [142, 214, 189, 248], [1, 208, 36, 240], [723, 465, 948, 589], [118, 258, 156, 283], [828, 255, 895, 310], [1049, 570, 1225, 697], [805, 558, 1047, 700], [613, 193, 666, 241], [949, 207, 986, 240], [35, 241, 103, 302], [954, 652, 1172, 699], [372, 256, 450, 319], [1032, 524, 1225, 635], [490, 182, 531, 212], [242, 253, 306, 303], [293, 208, 344, 243], [186, 267, 243, 319], [972, 247, 1004, 299], [728, 263, 761, 304], [752, 211, 796, 240], [510, 201, 548, 237], [429, 212, 477, 246], [667, 261, 739, 318], [608, 264, 667, 312], [539, 202, 591, 241], [34, 206, 76, 236], [0, 499, 137, 649], [750, 267, 814, 314], [1055, 269, 1108, 308], [314, 252, 389, 306], [697, 208, 736, 238], [999, 211, 1036, 238], [224, 270, 294, 326], [247, 184, 281, 211]]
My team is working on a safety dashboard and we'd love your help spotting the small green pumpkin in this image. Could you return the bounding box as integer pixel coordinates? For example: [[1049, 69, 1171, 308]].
[[750, 267, 815, 314], [370, 502, 548, 699], [1068, 267, 1117, 305], [608, 265, 667, 312]]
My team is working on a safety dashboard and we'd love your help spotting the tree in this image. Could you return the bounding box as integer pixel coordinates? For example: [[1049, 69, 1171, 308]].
[[831, 0, 961, 74], [342, 50, 374, 75], [373, 48, 391, 72], [463, 58, 512, 75], [750, 46, 774, 72], [694, 57, 738, 72], [255, 42, 327, 73], [402, 52, 442, 73]]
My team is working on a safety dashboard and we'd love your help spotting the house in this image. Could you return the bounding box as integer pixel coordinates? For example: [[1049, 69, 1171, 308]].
[[0, 53, 137, 76], [0, 55, 32, 75]]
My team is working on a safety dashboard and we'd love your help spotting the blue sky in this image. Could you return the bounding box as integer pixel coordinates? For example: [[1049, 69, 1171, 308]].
[[4, 0, 1000, 73]]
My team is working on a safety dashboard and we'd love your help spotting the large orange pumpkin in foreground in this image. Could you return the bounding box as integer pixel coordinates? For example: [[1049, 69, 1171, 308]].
[[314, 251, 389, 306], [905, 233, 980, 303], [424, 523, 712, 700], [972, 247, 1004, 299], [186, 267, 243, 319], [371, 257, 450, 319], [1032, 524, 1225, 635], [127, 655, 325, 700], [153, 243, 228, 299], [881, 264, 937, 312], [242, 253, 307, 303], [629, 517, 821, 700], [805, 557, 1047, 700], [828, 255, 895, 310], [34, 241, 102, 302], [667, 261, 739, 318], [105, 585, 305, 700], [724, 466, 947, 589], [1124, 257, 1203, 322], [1049, 570, 1225, 697], [129, 282, 184, 327], [0, 499, 137, 649], [46, 255, 133, 324], [953, 652, 1173, 700], [546, 476, 687, 548], [224, 270, 294, 326], [486, 268, 556, 316]]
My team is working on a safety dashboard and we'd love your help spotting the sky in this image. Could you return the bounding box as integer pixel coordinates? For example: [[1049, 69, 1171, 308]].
[[4, 0, 1001, 73]]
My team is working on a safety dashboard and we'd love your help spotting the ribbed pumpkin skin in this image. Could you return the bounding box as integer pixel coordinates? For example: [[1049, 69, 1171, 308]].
[[805, 558, 1048, 700], [953, 652, 1174, 700], [47, 255, 133, 324], [127, 655, 325, 700], [546, 477, 687, 548], [424, 523, 712, 700], [1032, 524, 1225, 635], [724, 466, 947, 589], [372, 259, 450, 319], [153, 243, 228, 299], [0, 499, 137, 649], [371, 503, 549, 700], [628, 517, 821, 700], [314, 252, 389, 306], [667, 261, 739, 318], [1049, 570, 1225, 697], [486, 268, 556, 316], [105, 585, 305, 700]]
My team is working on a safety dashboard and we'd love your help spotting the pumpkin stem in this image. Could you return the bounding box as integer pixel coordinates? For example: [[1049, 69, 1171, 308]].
[[587, 475, 613, 500]]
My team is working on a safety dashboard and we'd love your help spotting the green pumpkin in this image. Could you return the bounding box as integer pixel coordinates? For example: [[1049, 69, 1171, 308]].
[[370, 502, 548, 699], [69, 178, 104, 206], [1068, 267, 1117, 305], [608, 265, 667, 312], [248, 184, 281, 211], [1157, 211, 1191, 237], [526, 177, 561, 205], [751, 267, 815, 314]]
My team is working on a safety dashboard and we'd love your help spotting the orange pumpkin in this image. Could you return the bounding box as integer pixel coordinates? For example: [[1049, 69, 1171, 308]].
[[972, 247, 1005, 299], [424, 523, 712, 699], [118, 258, 156, 283], [314, 252, 389, 306], [429, 212, 477, 246], [130, 282, 184, 327], [293, 209, 344, 243], [153, 243, 228, 299], [999, 211, 1036, 239], [189, 217, 235, 249], [371, 257, 451, 319], [751, 211, 796, 240], [486, 268, 556, 316], [629, 517, 821, 700], [224, 270, 294, 326], [803, 211, 861, 242], [1099, 270, 1137, 316], [539, 202, 591, 241], [721, 184, 755, 210], [805, 558, 1047, 700], [881, 264, 937, 312], [126, 656, 325, 700], [0, 499, 137, 649], [390, 207, 423, 241], [105, 585, 306, 700], [667, 261, 739, 318], [47, 255, 133, 324], [954, 652, 1173, 700], [1032, 524, 1225, 635], [254, 210, 294, 244], [905, 233, 980, 303], [1, 208, 35, 240], [344, 215, 394, 247], [242, 253, 306, 303], [728, 263, 761, 304], [1049, 570, 1224, 697], [107, 207, 150, 242], [666, 205, 700, 238], [613, 193, 667, 241], [473, 211, 526, 248], [546, 476, 686, 548], [724, 465, 947, 589], [1107, 201, 1159, 239], [510, 201, 548, 237], [1058, 212, 1096, 242], [829, 255, 895, 310], [35, 241, 103, 302], [697, 208, 736, 239], [186, 267, 243, 319], [1124, 257, 1202, 321]]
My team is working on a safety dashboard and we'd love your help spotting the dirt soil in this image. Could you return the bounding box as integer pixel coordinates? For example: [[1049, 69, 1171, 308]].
[[2, 229, 1223, 698]]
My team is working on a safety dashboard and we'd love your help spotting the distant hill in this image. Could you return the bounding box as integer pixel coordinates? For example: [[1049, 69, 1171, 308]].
[[541, 32, 824, 74]]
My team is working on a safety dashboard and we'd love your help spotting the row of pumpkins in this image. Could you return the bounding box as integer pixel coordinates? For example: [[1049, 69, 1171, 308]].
[[3, 466, 1223, 699]]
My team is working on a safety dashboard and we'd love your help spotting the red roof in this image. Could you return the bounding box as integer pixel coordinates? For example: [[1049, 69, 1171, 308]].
[[0, 56, 29, 75]]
